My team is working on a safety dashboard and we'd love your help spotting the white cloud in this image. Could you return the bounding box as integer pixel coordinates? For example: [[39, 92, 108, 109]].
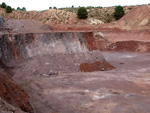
[[0, 0, 150, 11]]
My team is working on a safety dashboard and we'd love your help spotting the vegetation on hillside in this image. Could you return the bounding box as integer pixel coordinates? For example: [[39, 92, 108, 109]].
[[17, 7, 26, 11], [114, 6, 125, 20], [0, 2, 12, 13], [53, 7, 57, 9], [6, 6, 12, 13], [0, 2, 26, 13], [0, 3, 135, 24], [0, 2, 7, 8], [77, 7, 88, 19]]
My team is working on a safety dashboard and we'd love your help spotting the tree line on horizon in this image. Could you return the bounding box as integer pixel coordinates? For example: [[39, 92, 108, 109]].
[[0, 2, 26, 13]]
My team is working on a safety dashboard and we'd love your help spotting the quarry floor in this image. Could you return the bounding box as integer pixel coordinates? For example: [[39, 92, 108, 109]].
[[12, 51, 150, 113]]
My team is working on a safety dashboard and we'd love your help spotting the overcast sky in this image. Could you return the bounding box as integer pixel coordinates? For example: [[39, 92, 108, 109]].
[[0, 0, 150, 11]]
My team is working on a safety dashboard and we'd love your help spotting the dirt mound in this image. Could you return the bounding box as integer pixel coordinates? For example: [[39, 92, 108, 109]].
[[80, 61, 115, 72], [117, 5, 150, 28], [5, 19, 51, 32], [0, 67, 34, 113]]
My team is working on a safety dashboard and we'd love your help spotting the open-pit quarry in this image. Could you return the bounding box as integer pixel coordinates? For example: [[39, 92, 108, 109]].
[[0, 5, 150, 113], [0, 30, 150, 113]]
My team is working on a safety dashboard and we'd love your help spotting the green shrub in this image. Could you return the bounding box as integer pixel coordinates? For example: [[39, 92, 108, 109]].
[[53, 6, 57, 9], [114, 6, 125, 20], [1, 2, 7, 8], [77, 7, 88, 19], [6, 6, 12, 13], [22, 7, 26, 11], [17, 7, 21, 11], [16, 7, 26, 11]]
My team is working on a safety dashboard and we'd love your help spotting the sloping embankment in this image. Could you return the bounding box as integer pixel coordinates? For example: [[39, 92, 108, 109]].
[[0, 67, 34, 113]]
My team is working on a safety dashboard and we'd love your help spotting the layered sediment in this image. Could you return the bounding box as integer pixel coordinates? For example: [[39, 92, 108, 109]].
[[0, 32, 114, 73]]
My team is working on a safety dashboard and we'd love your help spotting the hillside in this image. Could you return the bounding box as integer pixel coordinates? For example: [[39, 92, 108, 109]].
[[0, 5, 135, 26], [61, 6, 134, 23], [117, 5, 150, 28], [0, 4, 149, 29], [0, 8, 79, 25]]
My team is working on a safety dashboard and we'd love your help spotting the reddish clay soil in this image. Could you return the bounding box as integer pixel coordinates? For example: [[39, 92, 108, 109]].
[[107, 41, 150, 52], [93, 30, 150, 52], [0, 68, 34, 113], [80, 61, 115, 72], [50, 24, 123, 31], [103, 30, 150, 42]]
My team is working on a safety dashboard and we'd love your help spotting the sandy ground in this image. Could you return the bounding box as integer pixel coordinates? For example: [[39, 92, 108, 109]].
[[11, 51, 150, 113]]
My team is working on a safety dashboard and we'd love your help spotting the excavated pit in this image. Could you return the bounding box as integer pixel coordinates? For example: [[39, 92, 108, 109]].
[[0, 31, 115, 112], [1, 30, 150, 113], [0, 5, 150, 112]]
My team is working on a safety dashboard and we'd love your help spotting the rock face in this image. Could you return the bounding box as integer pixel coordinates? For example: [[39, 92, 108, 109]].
[[0, 68, 34, 113], [0, 98, 26, 113], [0, 32, 114, 73], [0, 16, 4, 28], [0, 32, 89, 61]]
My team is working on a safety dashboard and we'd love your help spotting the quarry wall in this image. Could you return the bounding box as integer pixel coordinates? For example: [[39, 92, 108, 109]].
[[0, 32, 90, 61], [0, 32, 114, 73], [0, 16, 4, 29]]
